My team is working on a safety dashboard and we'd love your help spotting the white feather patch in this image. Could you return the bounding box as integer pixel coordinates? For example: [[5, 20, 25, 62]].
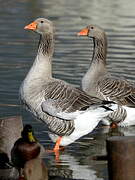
[[119, 106, 135, 127]]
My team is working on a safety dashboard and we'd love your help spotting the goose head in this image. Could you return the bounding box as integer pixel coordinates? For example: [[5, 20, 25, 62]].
[[77, 25, 106, 40], [24, 18, 53, 35]]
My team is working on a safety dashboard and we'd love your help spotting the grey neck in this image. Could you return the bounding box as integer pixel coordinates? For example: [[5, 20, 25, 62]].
[[91, 35, 107, 66], [24, 33, 54, 84], [38, 33, 54, 57], [82, 34, 108, 94]]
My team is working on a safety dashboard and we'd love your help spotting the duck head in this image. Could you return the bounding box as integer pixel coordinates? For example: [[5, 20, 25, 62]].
[[21, 124, 37, 143]]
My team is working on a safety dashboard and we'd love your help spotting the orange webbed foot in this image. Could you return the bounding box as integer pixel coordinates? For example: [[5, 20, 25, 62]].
[[110, 122, 118, 128]]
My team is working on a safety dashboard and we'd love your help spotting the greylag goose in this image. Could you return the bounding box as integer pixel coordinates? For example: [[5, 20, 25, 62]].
[[78, 25, 135, 127], [20, 18, 118, 152]]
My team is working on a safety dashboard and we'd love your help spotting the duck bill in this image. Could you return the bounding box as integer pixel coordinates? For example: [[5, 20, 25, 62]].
[[77, 28, 89, 36], [28, 132, 36, 142], [24, 21, 37, 30]]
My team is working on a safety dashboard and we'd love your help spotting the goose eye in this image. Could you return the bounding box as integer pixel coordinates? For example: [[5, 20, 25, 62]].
[[91, 26, 94, 29], [40, 21, 44, 23]]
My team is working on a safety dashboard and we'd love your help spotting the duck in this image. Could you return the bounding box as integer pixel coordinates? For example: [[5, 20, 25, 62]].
[[11, 124, 44, 178], [77, 25, 135, 127], [20, 18, 118, 152]]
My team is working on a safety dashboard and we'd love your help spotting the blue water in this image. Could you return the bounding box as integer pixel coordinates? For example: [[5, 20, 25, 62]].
[[0, 0, 135, 179]]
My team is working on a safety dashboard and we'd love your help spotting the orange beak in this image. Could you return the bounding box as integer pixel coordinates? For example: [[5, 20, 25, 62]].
[[24, 21, 37, 30], [77, 28, 89, 36]]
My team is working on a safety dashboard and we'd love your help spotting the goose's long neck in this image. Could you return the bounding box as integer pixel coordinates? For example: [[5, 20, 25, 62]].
[[91, 35, 107, 66], [25, 33, 54, 83], [38, 33, 54, 58], [82, 34, 107, 93]]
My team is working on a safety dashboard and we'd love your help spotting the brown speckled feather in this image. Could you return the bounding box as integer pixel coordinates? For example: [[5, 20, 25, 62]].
[[98, 76, 135, 107], [43, 79, 105, 112]]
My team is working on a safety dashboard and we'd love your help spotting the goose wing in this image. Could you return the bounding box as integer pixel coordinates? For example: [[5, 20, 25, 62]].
[[98, 76, 135, 107], [42, 79, 109, 117]]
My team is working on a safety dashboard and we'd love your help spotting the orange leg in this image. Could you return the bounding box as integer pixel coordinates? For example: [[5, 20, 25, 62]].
[[53, 136, 62, 151], [53, 137, 62, 162], [45, 136, 64, 153], [45, 137, 65, 162]]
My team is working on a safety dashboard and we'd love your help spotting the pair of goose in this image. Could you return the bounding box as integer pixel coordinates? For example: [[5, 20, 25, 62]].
[[20, 18, 135, 151]]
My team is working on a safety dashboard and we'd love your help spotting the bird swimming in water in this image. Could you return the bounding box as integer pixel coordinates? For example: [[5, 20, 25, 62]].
[[11, 124, 43, 179]]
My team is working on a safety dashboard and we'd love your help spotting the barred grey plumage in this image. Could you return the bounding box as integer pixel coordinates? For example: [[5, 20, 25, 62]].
[[79, 25, 135, 124]]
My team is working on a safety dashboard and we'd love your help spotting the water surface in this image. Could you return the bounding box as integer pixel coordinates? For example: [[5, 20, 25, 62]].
[[0, 0, 135, 179]]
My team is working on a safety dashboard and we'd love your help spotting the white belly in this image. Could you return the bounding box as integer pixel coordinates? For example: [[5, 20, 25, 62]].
[[49, 107, 114, 146], [118, 106, 135, 127]]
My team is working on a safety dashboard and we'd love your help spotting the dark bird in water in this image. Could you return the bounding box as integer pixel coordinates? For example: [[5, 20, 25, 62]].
[[11, 124, 42, 178]]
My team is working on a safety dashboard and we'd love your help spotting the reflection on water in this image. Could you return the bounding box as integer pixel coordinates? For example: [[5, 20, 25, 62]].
[[56, 154, 104, 180], [0, 0, 135, 179]]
